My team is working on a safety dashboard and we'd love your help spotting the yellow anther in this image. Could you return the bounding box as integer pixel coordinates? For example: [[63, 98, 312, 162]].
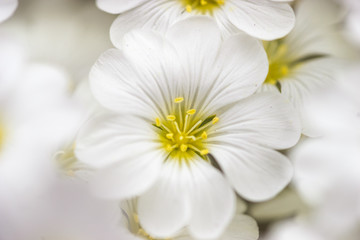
[[166, 144, 173, 152], [201, 0, 208, 5], [186, 4, 192, 12], [166, 133, 174, 140], [217, 0, 225, 4], [187, 109, 196, 115], [200, 149, 209, 155], [180, 144, 188, 152], [167, 115, 176, 121], [201, 131, 207, 139], [212, 117, 219, 124], [174, 97, 184, 103], [155, 118, 161, 127]]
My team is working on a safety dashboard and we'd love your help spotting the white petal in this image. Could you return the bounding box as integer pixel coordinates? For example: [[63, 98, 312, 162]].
[[96, 0, 146, 14], [188, 160, 236, 239], [201, 33, 268, 113], [212, 93, 301, 150], [138, 161, 192, 238], [166, 17, 222, 108], [0, 0, 17, 23], [279, 58, 336, 135], [226, 0, 295, 40], [90, 150, 164, 199], [110, 0, 185, 48], [75, 113, 160, 168], [220, 214, 259, 240], [210, 142, 293, 202]]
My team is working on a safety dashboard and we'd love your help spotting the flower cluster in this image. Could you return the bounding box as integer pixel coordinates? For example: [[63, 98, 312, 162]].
[[0, 0, 359, 240]]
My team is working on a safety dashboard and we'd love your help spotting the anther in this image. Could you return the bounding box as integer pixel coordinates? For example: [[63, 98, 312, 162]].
[[174, 97, 184, 103], [166, 144, 173, 152], [201, 131, 207, 139], [186, 4, 192, 12], [201, 0, 208, 5], [187, 109, 196, 115], [212, 117, 219, 124], [200, 149, 209, 155], [180, 144, 188, 152], [155, 118, 161, 127], [167, 115, 176, 121], [166, 133, 174, 140]]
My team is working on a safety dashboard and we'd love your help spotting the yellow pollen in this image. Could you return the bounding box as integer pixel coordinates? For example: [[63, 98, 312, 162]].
[[186, 4, 192, 12], [167, 115, 176, 121], [155, 118, 161, 127], [180, 144, 188, 152], [182, 0, 224, 14], [201, 131, 207, 139], [166, 133, 174, 140], [212, 117, 219, 124], [166, 144, 173, 152], [200, 149, 209, 155], [174, 97, 184, 103], [154, 97, 216, 163], [187, 109, 196, 115]]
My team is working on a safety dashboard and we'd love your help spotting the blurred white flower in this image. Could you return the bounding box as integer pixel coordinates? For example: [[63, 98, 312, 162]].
[[1, 0, 114, 81], [260, 0, 353, 135], [119, 199, 259, 240], [0, 60, 84, 239], [0, 0, 17, 23], [98, 0, 295, 48], [75, 17, 300, 239]]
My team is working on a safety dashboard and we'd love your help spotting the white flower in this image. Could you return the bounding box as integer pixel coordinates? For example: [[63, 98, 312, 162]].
[[75, 17, 300, 239], [0, 62, 83, 236], [0, 0, 17, 23], [97, 0, 295, 47], [260, 0, 351, 135], [119, 199, 259, 240]]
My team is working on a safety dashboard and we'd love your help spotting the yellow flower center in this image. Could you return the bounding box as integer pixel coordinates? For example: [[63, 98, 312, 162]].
[[264, 41, 293, 85], [181, 0, 225, 14], [154, 97, 218, 163]]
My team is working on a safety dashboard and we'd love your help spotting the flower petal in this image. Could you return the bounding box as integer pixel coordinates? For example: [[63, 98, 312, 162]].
[[138, 161, 192, 238], [96, 0, 146, 14], [210, 141, 293, 202], [0, 0, 17, 23], [226, 0, 295, 40], [75, 113, 160, 168], [89, 150, 164, 199], [188, 160, 236, 239], [200, 33, 268, 113], [211, 93, 301, 150], [110, 0, 185, 48], [221, 214, 259, 240]]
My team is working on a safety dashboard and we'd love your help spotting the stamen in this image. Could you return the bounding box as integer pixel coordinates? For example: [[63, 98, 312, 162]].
[[166, 133, 174, 140], [212, 117, 219, 124], [200, 149, 209, 155], [201, 131, 207, 139], [174, 97, 184, 103], [155, 118, 161, 127], [200, 0, 208, 5], [186, 119, 202, 135], [186, 4, 192, 12], [167, 115, 176, 121], [187, 109, 196, 115], [180, 144, 188, 152]]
